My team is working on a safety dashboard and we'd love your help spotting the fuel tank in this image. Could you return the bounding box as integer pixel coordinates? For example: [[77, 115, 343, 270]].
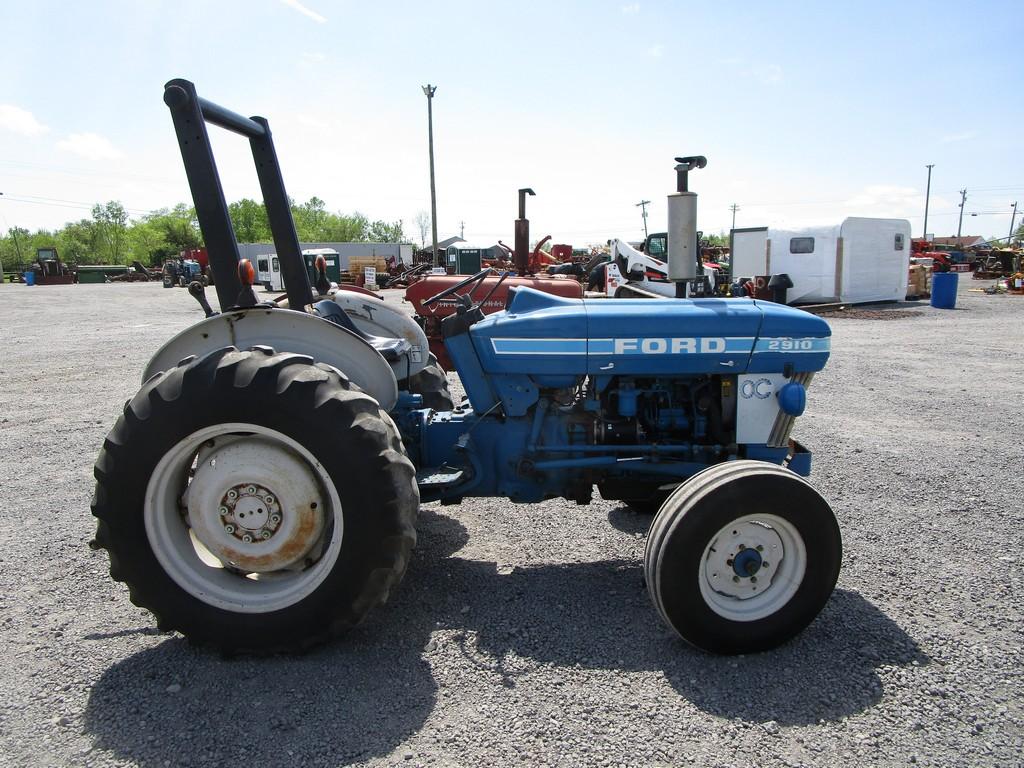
[[466, 287, 830, 376]]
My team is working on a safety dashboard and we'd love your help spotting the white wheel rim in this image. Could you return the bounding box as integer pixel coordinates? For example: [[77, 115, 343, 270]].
[[698, 513, 806, 622], [145, 423, 343, 613]]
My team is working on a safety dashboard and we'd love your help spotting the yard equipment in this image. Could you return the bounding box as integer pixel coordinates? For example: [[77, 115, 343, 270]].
[[28, 247, 75, 285], [407, 187, 584, 368], [90, 79, 841, 657], [406, 273, 583, 368]]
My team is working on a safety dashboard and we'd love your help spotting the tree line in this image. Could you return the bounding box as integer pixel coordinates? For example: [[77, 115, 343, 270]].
[[0, 197, 405, 269]]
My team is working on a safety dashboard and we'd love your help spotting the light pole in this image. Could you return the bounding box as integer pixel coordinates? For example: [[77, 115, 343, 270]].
[[422, 85, 439, 267], [635, 200, 650, 239], [730, 203, 740, 230], [1009, 201, 1019, 244], [956, 189, 967, 247], [922, 164, 934, 240]]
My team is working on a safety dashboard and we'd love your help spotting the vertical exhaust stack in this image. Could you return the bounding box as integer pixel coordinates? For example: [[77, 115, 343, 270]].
[[514, 188, 536, 275], [667, 156, 706, 296]]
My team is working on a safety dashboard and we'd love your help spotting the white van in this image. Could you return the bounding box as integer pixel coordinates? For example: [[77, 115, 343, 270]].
[[256, 254, 282, 291]]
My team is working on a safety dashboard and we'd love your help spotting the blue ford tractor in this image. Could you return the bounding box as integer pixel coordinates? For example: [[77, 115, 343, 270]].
[[91, 80, 841, 656]]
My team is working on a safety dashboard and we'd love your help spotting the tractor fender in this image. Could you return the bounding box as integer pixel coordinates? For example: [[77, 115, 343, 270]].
[[331, 292, 430, 378], [142, 308, 399, 410]]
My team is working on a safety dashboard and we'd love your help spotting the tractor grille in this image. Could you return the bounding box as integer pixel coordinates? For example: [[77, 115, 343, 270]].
[[767, 372, 814, 448]]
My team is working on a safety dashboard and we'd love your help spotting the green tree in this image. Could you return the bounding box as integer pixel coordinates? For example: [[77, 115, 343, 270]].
[[324, 211, 367, 242], [2, 227, 30, 268], [57, 219, 97, 263], [291, 196, 331, 240], [146, 204, 201, 254], [91, 201, 129, 264], [366, 218, 405, 243], [291, 198, 369, 242], [128, 221, 165, 264], [228, 198, 271, 243]]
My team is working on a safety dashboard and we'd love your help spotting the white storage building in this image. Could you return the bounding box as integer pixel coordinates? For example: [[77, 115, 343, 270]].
[[730, 218, 911, 304]]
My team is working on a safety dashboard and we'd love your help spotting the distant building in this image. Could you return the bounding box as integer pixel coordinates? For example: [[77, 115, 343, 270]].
[[417, 235, 465, 261], [931, 235, 986, 249], [238, 241, 413, 269]]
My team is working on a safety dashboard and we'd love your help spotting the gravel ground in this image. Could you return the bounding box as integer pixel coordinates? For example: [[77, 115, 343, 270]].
[[0, 280, 1021, 767]]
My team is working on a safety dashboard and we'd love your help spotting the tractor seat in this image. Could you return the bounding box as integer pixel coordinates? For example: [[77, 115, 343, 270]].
[[312, 300, 410, 362]]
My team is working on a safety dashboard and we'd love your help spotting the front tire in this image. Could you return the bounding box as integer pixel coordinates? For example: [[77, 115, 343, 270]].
[[644, 461, 841, 654], [404, 353, 454, 411], [91, 347, 419, 654]]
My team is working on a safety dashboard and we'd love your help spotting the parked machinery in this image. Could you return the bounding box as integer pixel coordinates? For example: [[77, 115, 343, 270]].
[[27, 247, 75, 285], [406, 187, 583, 369], [91, 79, 841, 657]]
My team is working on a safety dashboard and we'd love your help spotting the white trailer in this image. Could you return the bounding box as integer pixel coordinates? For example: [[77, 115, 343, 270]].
[[730, 218, 911, 304], [255, 253, 282, 291]]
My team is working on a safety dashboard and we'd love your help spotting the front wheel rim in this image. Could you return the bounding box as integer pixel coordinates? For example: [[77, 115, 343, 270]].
[[698, 513, 806, 622], [144, 423, 344, 614]]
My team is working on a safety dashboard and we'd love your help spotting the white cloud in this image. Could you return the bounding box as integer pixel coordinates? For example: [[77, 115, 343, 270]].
[[938, 131, 977, 144], [280, 0, 327, 23], [56, 133, 123, 160], [301, 52, 327, 63], [844, 185, 923, 209], [0, 104, 49, 137], [296, 113, 329, 129], [648, 44, 664, 58], [754, 64, 783, 84], [621, 3, 640, 14]]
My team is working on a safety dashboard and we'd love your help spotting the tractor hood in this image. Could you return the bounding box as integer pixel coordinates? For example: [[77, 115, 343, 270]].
[[467, 287, 830, 376]]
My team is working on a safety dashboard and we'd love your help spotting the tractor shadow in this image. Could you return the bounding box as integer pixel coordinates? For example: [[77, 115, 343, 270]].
[[84, 509, 926, 766]]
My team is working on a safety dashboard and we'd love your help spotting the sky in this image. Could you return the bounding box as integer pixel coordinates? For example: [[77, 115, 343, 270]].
[[1, 0, 1021, 247]]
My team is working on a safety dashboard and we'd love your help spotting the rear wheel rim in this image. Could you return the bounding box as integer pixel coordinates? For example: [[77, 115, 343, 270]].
[[697, 513, 806, 622], [144, 423, 344, 613]]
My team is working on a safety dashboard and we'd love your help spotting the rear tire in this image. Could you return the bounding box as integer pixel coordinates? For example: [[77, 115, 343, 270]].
[[404, 353, 454, 411], [644, 461, 841, 654], [91, 347, 419, 654]]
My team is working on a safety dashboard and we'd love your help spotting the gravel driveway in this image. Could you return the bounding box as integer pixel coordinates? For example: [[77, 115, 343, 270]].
[[0, 280, 1020, 767]]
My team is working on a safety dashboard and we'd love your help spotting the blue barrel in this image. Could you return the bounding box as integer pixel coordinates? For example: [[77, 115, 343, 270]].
[[23, 271, 35, 286], [930, 272, 958, 309]]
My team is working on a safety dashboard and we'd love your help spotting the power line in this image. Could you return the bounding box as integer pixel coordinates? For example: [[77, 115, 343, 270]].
[[0, 193, 153, 216]]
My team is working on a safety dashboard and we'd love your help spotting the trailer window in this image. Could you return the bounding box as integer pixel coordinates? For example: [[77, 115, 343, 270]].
[[258, 258, 269, 272], [272, 257, 280, 271], [789, 237, 815, 254], [894, 233, 904, 251]]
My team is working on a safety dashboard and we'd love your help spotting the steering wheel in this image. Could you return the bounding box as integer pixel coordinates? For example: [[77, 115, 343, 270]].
[[421, 267, 495, 308]]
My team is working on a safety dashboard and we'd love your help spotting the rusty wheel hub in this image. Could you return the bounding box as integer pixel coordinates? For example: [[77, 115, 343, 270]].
[[186, 436, 326, 573]]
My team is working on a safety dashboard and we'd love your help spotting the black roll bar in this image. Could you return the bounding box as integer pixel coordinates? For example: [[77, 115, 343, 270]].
[[163, 78, 314, 312]]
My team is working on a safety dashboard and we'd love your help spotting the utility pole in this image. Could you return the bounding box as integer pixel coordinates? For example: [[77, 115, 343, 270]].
[[922, 164, 935, 240], [1009, 201, 1019, 244], [730, 203, 740, 230], [635, 200, 651, 239], [956, 188, 967, 247], [422, 84, 439, 266], [459, 220, 465, 239]]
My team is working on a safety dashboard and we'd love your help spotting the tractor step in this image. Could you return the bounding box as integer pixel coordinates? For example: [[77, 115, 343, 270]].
[[416, 467, 465, 489]]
